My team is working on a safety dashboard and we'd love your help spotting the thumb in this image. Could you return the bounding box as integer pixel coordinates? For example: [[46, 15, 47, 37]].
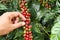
[[13, 22, 25, 29]]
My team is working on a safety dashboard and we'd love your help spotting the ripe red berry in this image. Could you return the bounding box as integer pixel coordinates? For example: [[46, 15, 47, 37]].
[[24, 8, 27, 11], [23, 33, 26, 37], [26, 35, 29, 38], [29, 38, 32, 40], [25, 15, 30, 19], [22, 12, 26, 16], [25, 21, 30, 25], [25, 19, 30, 22], [29, 33, 32, 35], [25, 13, 30, 18], [25, 25, 29, 28], [27, 13, 31, 16], [29, 25, 32, 29], [29, 31, 32, 34], [25, 19, 30, 25], [20, 3, 24, 8], [23, 1, 26, 4], [25, 25, 28, 27], [22, 6, 25, 9], [25, 37, 29, 40], [29, 35, 32, 39], [25, 27, 29, 30]]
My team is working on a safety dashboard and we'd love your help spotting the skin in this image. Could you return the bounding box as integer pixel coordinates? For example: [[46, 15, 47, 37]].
[[0, 12, 26, 36]]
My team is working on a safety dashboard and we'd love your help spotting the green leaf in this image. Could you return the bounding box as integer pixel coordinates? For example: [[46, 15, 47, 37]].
[[51, 21, 60, 40], [43, 12, 55, 23], [6, 31, 16, 40], [34, 34, 44, 40], [31, 22, 44, 40], [31, 22, 41, 33], [0, 4, 7, 10], [14, 29, 23, 39], [0, 36, 6, 40], [54, 15, 60, 23], [50, 34, 58, 40]]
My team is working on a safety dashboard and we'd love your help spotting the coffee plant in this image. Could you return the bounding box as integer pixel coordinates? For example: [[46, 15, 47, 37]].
[[0, 0, 60, 40]]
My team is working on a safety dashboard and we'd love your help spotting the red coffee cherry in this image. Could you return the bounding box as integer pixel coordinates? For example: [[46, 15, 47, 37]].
[[23, 33, 26, 37], [20, 3, 24, 8], [24, 8, 27, 11], [25, 27, 29, 30], [25, 38, 29, 40], [25, 19, 30, 24], [29, 31, 32, 34], [26, 35, 29, 38], [25, 15, 30, 19], [21, 11, 27, 16], [25, 25, 29, 28], [25, 21, 30, 25], [29, 25, 32, 29], [27, 13, 31, 16], [29, 38, 32, 40]]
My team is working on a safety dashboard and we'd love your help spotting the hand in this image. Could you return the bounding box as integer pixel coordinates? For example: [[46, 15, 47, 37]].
[[0, 12, 26, 36]]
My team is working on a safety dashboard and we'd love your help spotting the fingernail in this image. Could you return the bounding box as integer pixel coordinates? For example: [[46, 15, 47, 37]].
[[22, 22, 25, 25]]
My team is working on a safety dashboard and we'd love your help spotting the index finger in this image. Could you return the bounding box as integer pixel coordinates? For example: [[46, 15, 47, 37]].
[[4, 12, 26, 21], [16, 12, 26, 21]]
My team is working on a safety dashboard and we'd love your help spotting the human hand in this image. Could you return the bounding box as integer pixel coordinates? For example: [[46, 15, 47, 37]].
[[0, 12, 26, 35]]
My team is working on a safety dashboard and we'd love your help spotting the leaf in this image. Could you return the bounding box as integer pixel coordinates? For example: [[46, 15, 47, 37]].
[[43, 12, 55, 23], [14, 29, 23, 39], [29, 7, 37, 22], [50, 34, 58, 40], [54, 15, 60, 23], [0, 36, 6, 40], [56, 0, 60, 7], [12, 0, 19, 11], [28, 1, 40, 22], [36, 10, 45, 21], [31, 22, 41, 33], [33, 34, 44, 40], [0, 4, 7, 10], [51, 21, 60, 40], [6, 31, 16, 40], [31, 22, 44, 40]]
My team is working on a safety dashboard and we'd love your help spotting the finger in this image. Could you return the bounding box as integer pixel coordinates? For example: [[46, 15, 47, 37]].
[[6, 12, 26, 20], [17, 12, 26, 21], [2, 12, 19, 19], [15, 17, 19, 23], [13, 22, 25, 29], [7, 12, 19, 19]]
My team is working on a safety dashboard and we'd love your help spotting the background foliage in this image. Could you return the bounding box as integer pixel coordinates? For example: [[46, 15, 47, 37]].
[[0, 0, 60, 40]]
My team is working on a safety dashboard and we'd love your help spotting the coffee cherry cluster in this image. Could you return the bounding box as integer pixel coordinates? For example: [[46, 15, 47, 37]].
[[19, 0, 33, 40], [40, 0, 51, 9]]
